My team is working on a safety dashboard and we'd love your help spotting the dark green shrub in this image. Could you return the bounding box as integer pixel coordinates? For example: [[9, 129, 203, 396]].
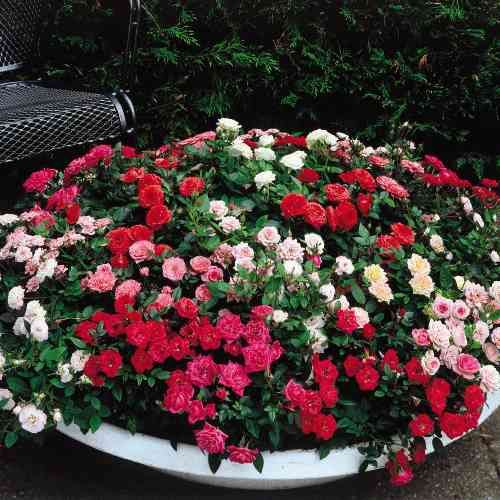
[[25, 1, 500, 175]]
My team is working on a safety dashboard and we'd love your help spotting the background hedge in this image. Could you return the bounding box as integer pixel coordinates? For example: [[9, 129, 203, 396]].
[[28, 1, 500, 175]]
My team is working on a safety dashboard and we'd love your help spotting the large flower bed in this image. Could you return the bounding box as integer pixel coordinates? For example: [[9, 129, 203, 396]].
[[0, 120, 499, 485]]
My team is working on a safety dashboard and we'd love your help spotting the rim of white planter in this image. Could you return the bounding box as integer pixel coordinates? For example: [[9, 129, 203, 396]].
[[57, 390, 500, 490]]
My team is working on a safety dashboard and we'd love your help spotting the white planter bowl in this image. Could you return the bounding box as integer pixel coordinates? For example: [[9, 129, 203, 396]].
[[58, 390, 500, 490]]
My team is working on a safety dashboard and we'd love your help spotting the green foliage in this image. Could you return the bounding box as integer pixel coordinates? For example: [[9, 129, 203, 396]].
[[24, 2, 500, 168]]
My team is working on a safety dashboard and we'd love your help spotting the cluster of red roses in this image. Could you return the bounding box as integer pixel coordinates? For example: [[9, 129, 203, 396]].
[[283, 355, 340, 441], [375, 222, 415, 252]]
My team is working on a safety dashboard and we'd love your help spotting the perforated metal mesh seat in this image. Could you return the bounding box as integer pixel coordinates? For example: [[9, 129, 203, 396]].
[[0, 82, 125, 163]]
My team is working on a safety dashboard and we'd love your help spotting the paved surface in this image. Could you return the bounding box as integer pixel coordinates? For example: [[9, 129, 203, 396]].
[[0, 411, 498, 500]]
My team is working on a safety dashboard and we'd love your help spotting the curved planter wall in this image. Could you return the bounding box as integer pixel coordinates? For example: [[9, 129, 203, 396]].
[[57, 391, 500, 490]]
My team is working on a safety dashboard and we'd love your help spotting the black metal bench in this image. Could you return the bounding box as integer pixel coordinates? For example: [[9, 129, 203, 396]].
[[0, 0, 141, 164]]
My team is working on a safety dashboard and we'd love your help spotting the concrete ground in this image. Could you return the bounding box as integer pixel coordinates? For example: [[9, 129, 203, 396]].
[[0, 411, 498, 500]]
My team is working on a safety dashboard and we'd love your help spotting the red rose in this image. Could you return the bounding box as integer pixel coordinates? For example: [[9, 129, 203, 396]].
[[362, 323, 376, 340], [405, 357, 431, 386], [125, 321, 150, 348], [283, 379, 306, 408], [146, 204, 172, 230], [65, 203, 81, 225], [106, 227, 133, 255], [197, 321, 222, 351], [297, 168, 320, 183], [155, 243, 172, 257], [336, 309, 358, 334], [23, 168, 58, 193], [250, 305, 273, 320], [326, 205, 337, 231], [130, 348, 154, 373], [215, 388, 228, 400], [129, 225, 153, 241], [120, 167, 145, 183], [110, 254, 130, 269], [390, 223, 415, 246], [138, 173, 162, 190], [439, 412, 468, 439], [47, 185, 79, 212], [354, 169, 377, 192], [169, 336, 192, 361], [138, 184, 164, 208], [242, 341, 282, 373], [175, 298, 199, 319], [334, 201, 358, 231], [227, 446, 259, 464], [343, 355, 362, 377], [425, 377, 451, 415], [280, 193, 308, 218], [324, 183, 350, 203], [386, 450, 414, 486], [463, 385, 485, 412], [300, 390, 323, 416], [163, 386, 192, 414], [187, 355, 219, 388], [92, 311, 124, 337], [195, 423, 228, 454], [376, 234, 401, 251], [304, 202, 327, 229], [98, 349, 122, 378], [300, 411, 316, 434], [75, 321, 97, 345], [219, 362, 251, 396], [319, 383, 339, 408], [409, 413, 434, 437], [243, 319, 271, 345], [355, 366, 380, 391], [381, 349, 400, 371], [148, 339, 171, 363], [356, 193, 372, 216], [83, 355, 104, 386], [313, 413, 337, 441], [179, 176, 205, 197], [312, 354, 339, 385]]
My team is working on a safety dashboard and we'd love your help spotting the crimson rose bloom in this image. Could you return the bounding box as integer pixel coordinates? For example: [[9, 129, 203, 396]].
[[355, 366, 380, 391], [130, 348, 154, 373], [390, 223, 415, 245], [138, 173, 162, 189], [334, 201, 358, 231], [179, 176, 205, 197], [195, 423, 228, 454], [313, 414, 337, 440], [405, 357, 431, 386], [110, 254, 130, 269], [83, 355, 105, 386], [381, 349, 400, 371], [65, 203, 81, 225], [425, 377, 451, 415], [356, 193, 372, 216], [106, 227, 133, 255], [439, 412, 468, 439], [138, 184, 164, 208], [463, 385, 485, 412], [362, 323, 376, 340], [227, 446, 259, 464], [319, 384, 339, 408], [175, 298, 199, 319], [283, 379, 306, 408], [120, 167, 145, 183], [75, 321, 97, 345], [409, 413, 434, 437], [376, 234, 402, 250], [23, 168, 58, 193], [98, 349, 123, 378], [324, 183, 350, 203], [146, 204, 172, 230], [297, 168, 320, 183], [130, 224, 153, 241], [336, 309, 358, 334], [312, 354, 338, 385], [300, 390, 323, 416], [280, 193, 308, 218], [343, 355, 362, 377], [304, 202, 327, 229]]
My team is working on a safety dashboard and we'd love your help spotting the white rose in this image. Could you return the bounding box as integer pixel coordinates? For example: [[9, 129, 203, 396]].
[[24, 301, 46, 324], [0, 214, 19, 226], [283, 260, 303, 278], [14, 246, 32, 263], [272, 310, 288, 324], [219, 216, 241, 234], [70, 350, 90, 372], [227, 140, 253, 160], [254, 147, 276, 162], [0, 388, 15, 411], [429, 234, 445, 254], [335, 256, 354, 275], [13, 317, 28, 336], [256, 226, 281, 247], [472, 213, 484, 228], [280, 151, 307, 170], [254, 170, 276, 189], [319, 283, 336, 302], [309, 329, 328, 354], [304, 233, 324, 254], [18, 404, 47, 434], [30, 318, 49, 342], [479, 365, 500, 392], [305, 129, 337, 150], [209, 200, 228, 220], [36, 258, 57, 282], [7, 286, 24, 310], [490, 251, 500, 264], [57, 363, 73, 383], [309, 272, 320, 285], [258, 135, 275, 147], [454, 275, 465, 290], [216, 118, 241, 138]]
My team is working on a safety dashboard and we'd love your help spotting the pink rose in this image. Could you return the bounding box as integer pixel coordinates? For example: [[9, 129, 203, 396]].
[[454, 354, 481, 380], [201, 265, 224, 282], [163, 386, 192, 414], [482, 343, 500, 364], [186, 355, 219, 387], [412, 328, 431, 346], [129, 240, 155, 263], [219, 362, 252, 396], [491, 328, 500, 348], [432, 295, 453, 319], [195, 423, 228, 454], [440, 345, 460, 370], [86, 263, 116, 293], [162, 257, 187, 282], [256, 226, 281, 248], [195, 284, 212, 302], [446, 318, 467, 347], [190, 256, 211, 274], [227, 446, 259, 464], [421, 350, 440, 376], [115, 279, 142, 300], [231, 243, 254, 260], [452, 300, 470, 320], [242, 341, 282, 373], [473, 321, 489, 344], [283, 379, 306, 408]]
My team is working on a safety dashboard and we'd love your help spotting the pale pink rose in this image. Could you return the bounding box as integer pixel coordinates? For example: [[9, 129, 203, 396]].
[[208, 200, 228, 220], [451, 300, 470, 320], [162, 257, 187, 282], [352, 307, 369, 328], [129, 240, 155, 263], [256, 226, 281, 248], [190, 256, 211, 274], [277, 237, 304, 262], [234, 258, 256, 272], [25, 276, 40, 292], [432, 295, 453, 319], [77, 216, 97, 236], [115, 279, 142, 300], [464, 281, 489, 309], [201, 265, 224, 282], [139, 267, 150, 277], [178, 131, 216, 149], [15, 246, 32, 263], [440, 345, 461, 370], [211, 244, 234, 267], [479, 365, 500, 392], [400, 159, 425, 175], [491, 327, 500, 348], [453, 353, 481, 380], [86, 263, 116, 293], [231, 243, 255, 261], [446, 318, 467, 347], [472, 321, 489, 344], [421, 350, 441, 376], [428, 320, 450, 350], [95, 218, 112, 228], [482, 343, 500, 364], [219, 216, 241, 234], [54, 264, 68, 280], [195, 284, 212, 302], [147, 292, 173, 312], [412, 328, 431, 346]]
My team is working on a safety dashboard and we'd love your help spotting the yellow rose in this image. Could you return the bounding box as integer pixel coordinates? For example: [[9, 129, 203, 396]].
[[364, 264, 387, 284]]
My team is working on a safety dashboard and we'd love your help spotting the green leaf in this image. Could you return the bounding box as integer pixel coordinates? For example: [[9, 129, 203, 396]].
[[319, 445, 331, 460], [350, 282, 366, 304], [208, 454, 222, 474], [7, 376, 29, 394], [253, 453, 264, 473], [4, 432, 18, 448], [89, 415, 102, 433], [90, 397, 101, 411]]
